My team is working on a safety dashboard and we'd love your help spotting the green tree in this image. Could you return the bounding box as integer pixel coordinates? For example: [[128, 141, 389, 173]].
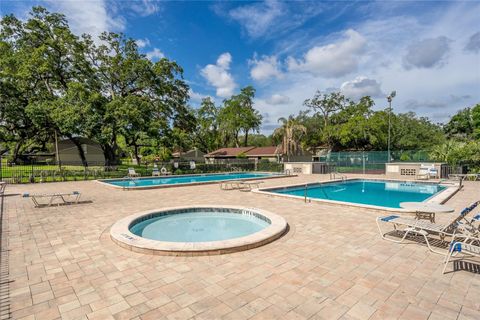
[[0, 7, 89, 162], [331, 96, 374, 150], [471, 104, 480, 139], [304, 91, 348, 149], [273, 115, 307, 161], [195, 97, 220, 152], [444, 107, 474, 140], [81, 32, 189, 164], [218, 86, 262, 147]]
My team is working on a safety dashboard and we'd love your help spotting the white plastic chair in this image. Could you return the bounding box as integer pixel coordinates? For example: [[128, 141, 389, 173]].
[[443, 237, 480, 273]]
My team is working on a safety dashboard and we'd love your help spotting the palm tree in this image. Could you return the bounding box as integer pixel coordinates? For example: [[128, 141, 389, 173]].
[[273, 115, 307, 161]]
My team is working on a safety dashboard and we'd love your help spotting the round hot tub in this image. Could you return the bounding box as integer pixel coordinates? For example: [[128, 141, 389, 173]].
[[110, 206, 287, 255]]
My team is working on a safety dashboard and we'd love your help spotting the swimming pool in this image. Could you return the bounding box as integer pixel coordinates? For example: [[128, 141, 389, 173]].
[[110, 206, 288, 255], [256, 179, 452, 209], [99, 172, 284, 189]]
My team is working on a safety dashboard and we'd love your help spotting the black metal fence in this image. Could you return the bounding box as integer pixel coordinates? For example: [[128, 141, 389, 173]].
[[0, 157, 284, 184]]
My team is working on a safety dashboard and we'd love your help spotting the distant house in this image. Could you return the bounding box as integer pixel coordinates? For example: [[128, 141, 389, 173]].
[[56, 138, 105, 164], [244, 146, 283, 162], [171, 149, 206, 162], [205, 146, 283, 163]]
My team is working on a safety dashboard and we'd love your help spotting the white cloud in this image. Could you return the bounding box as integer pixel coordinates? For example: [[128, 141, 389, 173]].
[[403, 36, 451, 69], [465, 31, 480, 53], [266, 94, 290, 105], [146, 48, 164, 60], [253, 3, 480, 132], [45, 0, 125, 39], [188, 90, 213, 103], [130, 0, 160, 17], [200, 53, 237, 98], [229, 0, 285, 38], [223, 0, 324, 40], [249, 55, 282, 82], [136, 38, 150, 48], [287, 29, 367, 78], [340, 76, 384, 100], [216, 52, 232, 69]]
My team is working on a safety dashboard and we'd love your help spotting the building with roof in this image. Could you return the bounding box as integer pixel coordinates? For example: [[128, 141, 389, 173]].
[[171, 149, 206, 162], [204, 146, 283, 163]]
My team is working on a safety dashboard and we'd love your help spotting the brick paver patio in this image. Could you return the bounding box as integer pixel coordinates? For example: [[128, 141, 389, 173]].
[[2, 175, 479, 319]]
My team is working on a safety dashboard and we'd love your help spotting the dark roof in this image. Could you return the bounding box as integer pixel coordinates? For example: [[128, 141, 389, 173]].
[[205, 147, 255, 157], [244, 146, 282, 156], [205, 146, 282, 157]]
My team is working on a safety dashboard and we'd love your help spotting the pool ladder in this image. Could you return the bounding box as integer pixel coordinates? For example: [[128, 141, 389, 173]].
[[330, 172, 347, 182]]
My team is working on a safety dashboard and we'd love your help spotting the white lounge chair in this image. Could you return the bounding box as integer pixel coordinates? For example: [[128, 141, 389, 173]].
[[127, 168, 140, 177], [417, 164, 438, 180], [417, 165, 431, 180], [23, 191, 81, 207], [190, 161, 196, 170], [376, 201, 480, 254], [239, 181, 264, 192], [443, 236, 480, 273]]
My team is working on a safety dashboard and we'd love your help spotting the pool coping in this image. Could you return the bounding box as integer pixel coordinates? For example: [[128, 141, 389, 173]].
[[110, 205, 288, 256], [252, 178, 460, 212], [96, 171, 292, 190]]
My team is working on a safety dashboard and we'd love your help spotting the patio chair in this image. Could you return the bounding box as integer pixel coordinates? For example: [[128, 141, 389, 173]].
[[23, 191, 81, 207], [190, 161, 196, 170], [443, 236, 480, 273], [416, 166, 430, 180], [239, 181, 264, 192], [127, 168, 140, 177], [219, 181, 243, 190], [376, 201, 480, 254]]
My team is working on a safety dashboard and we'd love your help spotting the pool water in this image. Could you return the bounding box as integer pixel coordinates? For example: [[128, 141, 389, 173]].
[[269, 180, 446, 208], [103, 172, 278, 188], [130, 211, 270, 242]]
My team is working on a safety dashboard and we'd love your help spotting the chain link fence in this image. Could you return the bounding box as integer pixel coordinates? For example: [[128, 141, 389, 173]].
[[320, 150, 438, 174]]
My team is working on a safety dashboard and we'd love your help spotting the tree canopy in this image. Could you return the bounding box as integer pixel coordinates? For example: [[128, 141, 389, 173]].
[[1, 6, 478, 168]]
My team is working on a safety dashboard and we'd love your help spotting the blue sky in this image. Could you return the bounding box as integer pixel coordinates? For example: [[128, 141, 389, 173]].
[[2, 0, 480, 133]]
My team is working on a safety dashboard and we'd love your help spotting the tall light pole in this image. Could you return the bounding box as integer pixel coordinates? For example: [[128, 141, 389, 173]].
[[387, 91, 396, 163]]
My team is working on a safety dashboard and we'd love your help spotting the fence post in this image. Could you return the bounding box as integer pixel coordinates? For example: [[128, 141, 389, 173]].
[[30, 160, 34, 183]]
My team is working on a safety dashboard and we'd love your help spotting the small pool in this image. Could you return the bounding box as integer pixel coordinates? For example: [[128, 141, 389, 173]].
[[110, 206, 287, 255], [130, 209, 270, 242], [257, 179, 449, 209], [99, 172, 283, 189]]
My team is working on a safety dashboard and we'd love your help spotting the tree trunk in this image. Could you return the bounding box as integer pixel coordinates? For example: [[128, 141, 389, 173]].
[[234, 131, 240, 148], [133, 144, 141, 165], [244, 130, 249, 147], [102, 144, 118, 166], [12, 141, 22, 164], [67, 136, 88, 166]]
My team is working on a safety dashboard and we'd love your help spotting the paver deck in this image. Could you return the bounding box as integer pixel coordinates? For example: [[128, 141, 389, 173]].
[[2, 174, 479, 319]]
